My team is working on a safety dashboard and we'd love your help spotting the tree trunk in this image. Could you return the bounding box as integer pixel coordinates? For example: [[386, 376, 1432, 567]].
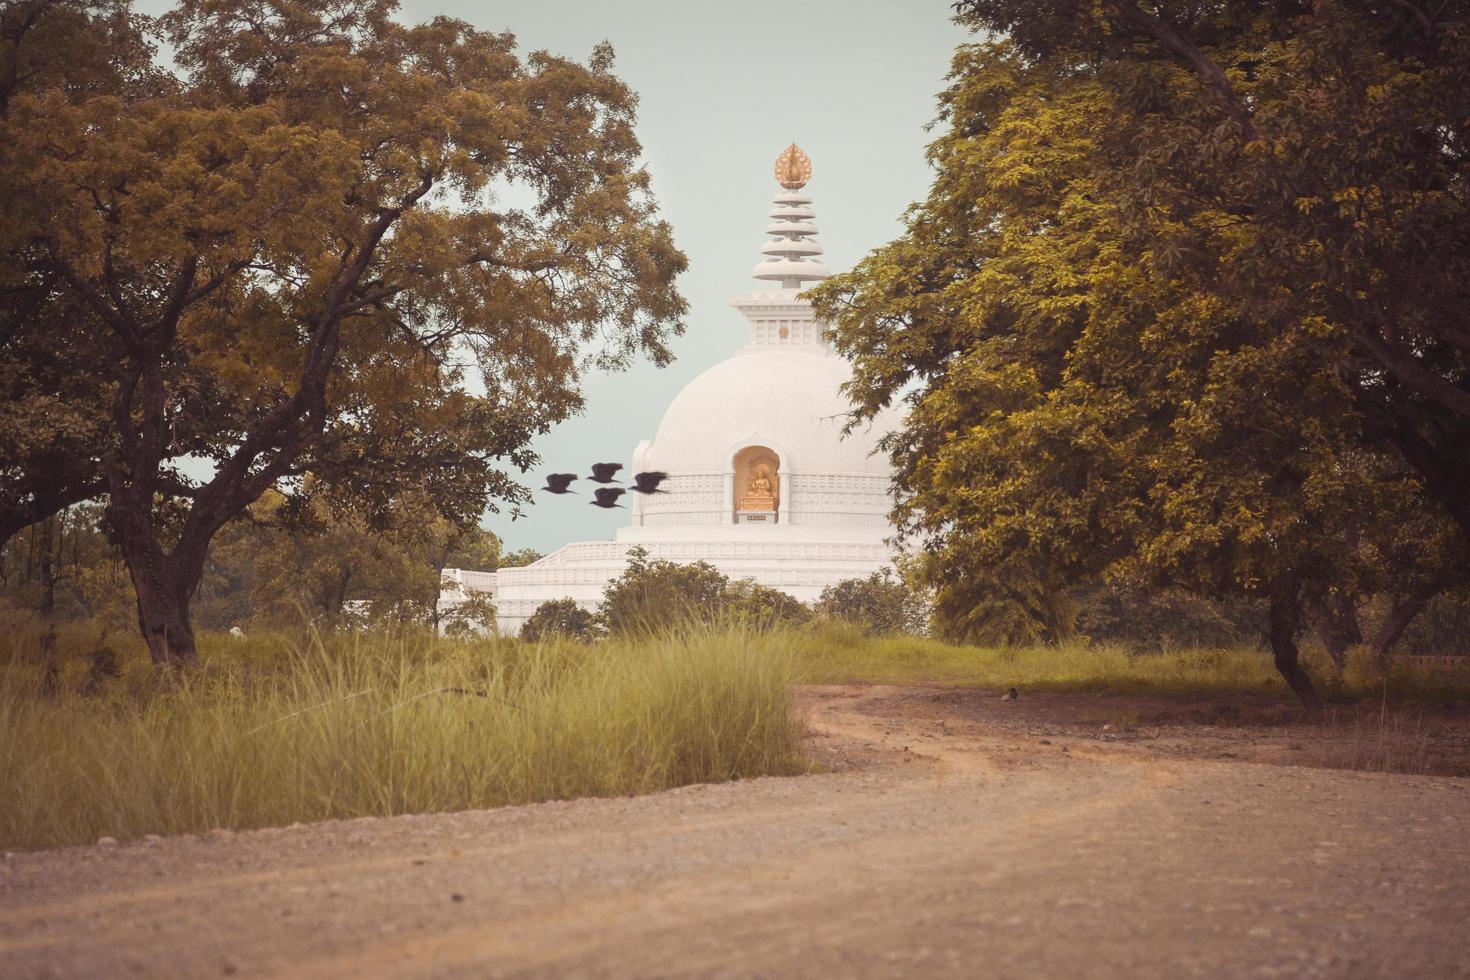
[[128, 558, 200, 665], [1306, 593, 1362, 671], [37, 514, 59, 696], [110, 495, 204, 666], [1370, 595, 1429, 670], [1269, 586, 1323, 713]]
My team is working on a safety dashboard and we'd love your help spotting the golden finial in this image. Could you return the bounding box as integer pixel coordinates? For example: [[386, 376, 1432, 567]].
[[774, 143, 812, 190]]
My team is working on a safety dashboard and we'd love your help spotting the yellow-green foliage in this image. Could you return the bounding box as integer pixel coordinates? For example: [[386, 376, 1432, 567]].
[[794, 623, 1281, 693], [0, 626, 803, 851]]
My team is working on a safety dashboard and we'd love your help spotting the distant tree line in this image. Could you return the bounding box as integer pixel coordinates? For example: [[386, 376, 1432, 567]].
[[0, 494, 539, 640], [509, 551, 1470, 662]]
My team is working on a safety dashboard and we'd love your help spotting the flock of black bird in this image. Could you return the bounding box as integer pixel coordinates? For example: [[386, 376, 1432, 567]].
[[541, 464, 670, 508]]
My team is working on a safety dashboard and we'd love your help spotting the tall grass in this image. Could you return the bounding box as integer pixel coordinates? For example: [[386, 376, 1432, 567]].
[[0, 626, 804, 851]]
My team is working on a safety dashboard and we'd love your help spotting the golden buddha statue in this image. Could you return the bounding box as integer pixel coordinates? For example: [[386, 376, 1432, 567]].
[[738, 463, 778, 512]]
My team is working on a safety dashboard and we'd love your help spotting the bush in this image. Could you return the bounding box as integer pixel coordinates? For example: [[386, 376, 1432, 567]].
[[1074, 581, 1264, 652], [439, 590, 496, 638], [815, 569, 928, 636], [597, 550, 816, 636], [521, 598, 599, 643], [726, 578, 812, 629], [598, 548, 731, 636]]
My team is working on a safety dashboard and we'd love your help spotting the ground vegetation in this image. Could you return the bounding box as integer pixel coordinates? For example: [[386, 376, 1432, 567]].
[[0, 622, 803, 850]]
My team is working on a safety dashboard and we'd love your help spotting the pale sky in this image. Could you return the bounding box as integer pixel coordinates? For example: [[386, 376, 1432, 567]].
[[444, 1, 971, 554], [141, 0, 974, 554]]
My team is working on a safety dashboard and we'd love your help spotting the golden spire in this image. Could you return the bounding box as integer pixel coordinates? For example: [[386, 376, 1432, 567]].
[[773, 143, 812, 190]]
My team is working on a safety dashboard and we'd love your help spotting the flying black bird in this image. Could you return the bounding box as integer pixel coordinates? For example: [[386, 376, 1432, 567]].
[[630, 471, 670, 494], [590, 487, 626, 508], [542, 473, 578, 494], [588, 462, 623, 484]]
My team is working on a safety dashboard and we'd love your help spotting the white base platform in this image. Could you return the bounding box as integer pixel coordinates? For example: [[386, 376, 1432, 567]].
[[440, 524, 896, 635]]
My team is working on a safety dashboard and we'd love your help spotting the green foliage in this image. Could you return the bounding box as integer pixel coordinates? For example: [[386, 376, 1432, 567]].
[[496, 548, 544, 570], [814, 569, 927, 637], [520, 598, 599, 643], [597, 548, 815, 636], [195, 489, 513, 631], [439, 590, 497, 639], [1400, 595, 1470, 657], [0, 504, 131, 629], [1, 491, 521, 638], [0, 623, 804, 850]]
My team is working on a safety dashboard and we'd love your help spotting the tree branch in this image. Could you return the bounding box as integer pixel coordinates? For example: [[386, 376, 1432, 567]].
[[1384, 0, 1435, 33], [144, 253, 199, 347], [1354, 318, 1470, 417], [463, 252, 561, 273], [182, 172, 442, 545], [1112, 0, 1261, 142]]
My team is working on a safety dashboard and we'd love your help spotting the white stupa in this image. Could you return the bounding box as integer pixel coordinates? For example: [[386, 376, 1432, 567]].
[[442, 145, 899, 633]]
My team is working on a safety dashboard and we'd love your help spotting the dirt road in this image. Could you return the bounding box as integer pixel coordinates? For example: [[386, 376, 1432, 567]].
[[3, 685, 1468, 979]]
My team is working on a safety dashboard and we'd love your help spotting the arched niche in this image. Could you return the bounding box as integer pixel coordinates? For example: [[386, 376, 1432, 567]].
[[732, 445, 780, 524]]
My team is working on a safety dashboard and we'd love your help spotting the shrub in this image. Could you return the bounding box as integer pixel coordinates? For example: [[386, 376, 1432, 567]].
[[521, 598, 599, 643], [815, 569, 928, 636], [1074, 581, 1264, 652], [439, 590, 497, 638], [598, 547, 733, 636], [726, 578, 812, 629]]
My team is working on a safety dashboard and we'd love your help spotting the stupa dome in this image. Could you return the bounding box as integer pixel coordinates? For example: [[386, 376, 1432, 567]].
[[638, 346, 887, 478]]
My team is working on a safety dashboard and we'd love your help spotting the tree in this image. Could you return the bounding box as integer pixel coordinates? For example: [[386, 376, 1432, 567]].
[[439, 589, 496, 638], [495, 547, 543, 570], [942, 1, 1470, 516], [520, 597, 598, 643], [814, 570, 927, 637], [809, 4, 1470, 709], [1, 0, 686, 662]]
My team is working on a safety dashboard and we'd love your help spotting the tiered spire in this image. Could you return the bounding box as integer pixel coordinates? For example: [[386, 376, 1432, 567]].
[[751, 143, 831, 289]]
